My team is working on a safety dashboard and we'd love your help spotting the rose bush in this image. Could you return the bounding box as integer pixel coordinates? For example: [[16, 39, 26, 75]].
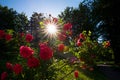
[[0, 17, 113, 80]]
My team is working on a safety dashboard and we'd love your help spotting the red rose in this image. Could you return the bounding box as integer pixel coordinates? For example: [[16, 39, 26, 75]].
[[53, 18, 58, 23], [103, 41, 110, 48], [27, 57, 40, 68], [20, 32, 24, 37], [0, 30, 5, 39], [74, 70, 79, 78], [63, 23, 72, 31], [6, 62, 13, 71], [58, 44, 65, 52], [25, 34, 33, 42], [13, 64, 22, 75], [79, 33, 85, 40], [5, 34, 12, 41], [39, 42, 47, 48], [105, 41, 110, 48], [20, 46, 34, 59], [77, 39, 82, 46], [39, 43, 53, 60], [1, 72, 7, 80], [58, 33, 67, 41]]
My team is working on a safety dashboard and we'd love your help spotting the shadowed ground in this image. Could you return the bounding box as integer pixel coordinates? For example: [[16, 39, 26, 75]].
[[98, 64, 120, 80]]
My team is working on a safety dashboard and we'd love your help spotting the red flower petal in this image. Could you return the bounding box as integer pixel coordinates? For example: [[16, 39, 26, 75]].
[[58, 44, 65, 52], [1, 72, 7, 80], [74, 70, 79, 78], [20, 46, 34, 59], [39, 43, 53, 60], [6, 62, 13, 71], [27, 57, 40, 68], [13, 64, 22, 75], [25, 34, 33, 42]]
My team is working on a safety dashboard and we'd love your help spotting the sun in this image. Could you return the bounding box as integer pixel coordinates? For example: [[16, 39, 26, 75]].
[[41, 16, 60, 39], [42, 22, 59, 39], [46, 24, 57, 34]]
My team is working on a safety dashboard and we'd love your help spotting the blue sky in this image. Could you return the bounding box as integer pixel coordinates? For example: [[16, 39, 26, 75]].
[[0, 0, 83, 19]]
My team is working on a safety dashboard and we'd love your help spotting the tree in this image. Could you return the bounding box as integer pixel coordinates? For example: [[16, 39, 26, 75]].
[[58, 2, 97, 39], [14, 12, 28, 32], [91, 0, 120, 64], [0, 5, 17, 30], [59, 0, 118, 63], [0, 5, 28, 32], [28, 12, 44, 47]]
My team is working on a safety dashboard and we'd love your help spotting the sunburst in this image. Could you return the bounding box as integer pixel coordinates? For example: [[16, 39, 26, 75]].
[[41, 18, 60, 39]]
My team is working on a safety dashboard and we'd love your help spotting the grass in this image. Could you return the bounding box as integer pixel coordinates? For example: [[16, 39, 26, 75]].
[[96, 61, 115, 65], [77, 67, 108, 80], [52, 59, 108, 80]]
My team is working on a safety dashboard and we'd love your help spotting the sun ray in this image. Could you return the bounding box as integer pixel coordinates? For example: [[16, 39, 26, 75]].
[[41, 18, 60, 40]]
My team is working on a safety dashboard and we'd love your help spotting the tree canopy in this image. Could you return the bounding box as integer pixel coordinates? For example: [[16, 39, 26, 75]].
[[91, 0, 120, 64], [0, 5, 28, 32], [59, 0, 120, 64]]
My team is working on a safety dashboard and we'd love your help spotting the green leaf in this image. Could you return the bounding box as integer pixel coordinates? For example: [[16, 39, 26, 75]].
[[39, 22, 43, 25], [70, 41, 74, 46], [88, 30, 91, 36], [6, 29, 14, 34]]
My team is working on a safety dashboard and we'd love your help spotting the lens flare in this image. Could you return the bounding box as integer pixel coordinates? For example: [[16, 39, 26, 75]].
[[46, 24, 57, 34], [42, 22, 59, 39], [40, 17, 60, 39]]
